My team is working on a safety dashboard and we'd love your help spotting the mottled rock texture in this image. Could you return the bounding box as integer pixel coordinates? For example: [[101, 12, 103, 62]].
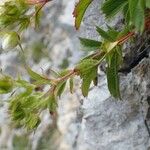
[[79, 58, 150, 150]]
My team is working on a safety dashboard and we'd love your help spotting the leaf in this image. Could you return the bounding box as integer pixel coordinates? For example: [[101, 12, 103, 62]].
[[128, 0, 145, 32], [134, 0, 145, 32], [106, 50, 121, 99], [75, 58, 98, 97], [16, 78, 35, 94], [47, 94, 57, 113], [56, 81, 67, 97], [123, 3, 130, 25], [75, 59, 98, 76], [34, 5, 42, 29], [103, 41, 118, 52], [79, 37, 101, 51], [49, 69, 60, 78], [73, 0, 93, 30], [18, 17, 30, 32], [0, 75, 14, 94], [2, 31, 20, 50], [69, 78, 74, 93], [26, 66, 52, 85], [96, 26, 114, 42], [81, 66, 97, 97], [106, 25, 119, 40], [146, 1, 150, 8], [25, 114, 41, 130], [102, 0, 127, 18]]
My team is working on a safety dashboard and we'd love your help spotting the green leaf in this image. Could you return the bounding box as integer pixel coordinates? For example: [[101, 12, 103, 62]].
[[26, 66, 52, 85], [81, 77, 91, 97], [9, 91, 43, 129], [106, 50, 121, 99], [69, 78, 74, 94], [106, 25, 119, 40], [75, 58, 98, 76], [73, 0, 93, 30], [96, 26, 114, 42], [56, 81, 67, 97], [16, 78, 35, 94], [123, 3, 131, 25], [102, 0, 127, 18], [81, 66, 97, 97], [49, 69, 60, 78], [0, 75, 14, 94], [129, 0, 145, 32], [25, 114, 41, 130], [79, 37, 101, 51], [75, 59, 98, 97], [34, 5, 42, 29], [103, 41, 118, 52], [2, 31, 20, 50], [18, 17, 30, 32], [47, 94, 57, 113], [146, 0, 150, 8]]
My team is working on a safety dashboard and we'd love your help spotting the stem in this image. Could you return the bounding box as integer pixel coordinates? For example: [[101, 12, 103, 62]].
[[54, 70, 76, 84], [117, 32, 135, 45], [47, 31, 136, 85]]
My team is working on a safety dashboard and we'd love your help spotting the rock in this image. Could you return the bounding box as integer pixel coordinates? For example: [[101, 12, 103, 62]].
[[80, 58, 150, 150]]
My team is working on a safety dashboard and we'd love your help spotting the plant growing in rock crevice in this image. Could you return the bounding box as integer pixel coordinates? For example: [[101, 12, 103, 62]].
[[0, 0, 149, 129]]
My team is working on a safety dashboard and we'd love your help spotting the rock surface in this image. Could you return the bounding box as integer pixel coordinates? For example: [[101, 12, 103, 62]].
[[79, 58, 150, 150]]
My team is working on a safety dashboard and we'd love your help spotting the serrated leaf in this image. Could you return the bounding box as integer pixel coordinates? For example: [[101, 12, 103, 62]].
[[34, 5, 42, 29], [18, 17, 30, 32], [129, 0, 145, 32], [57, 81, 67, 97], [73, 0, 93, 30], [123, 3, 130, 25], [96, 26, 114, 42], [79, 37, 101, 51], [25, 114, 41, 130], [134, 0, 145, 33], [102, 0, 127, 18], [106, 25, 119, 40], [26, 66, 52, 85], [49, 69, 60, 78], [81, 77, 92, 97], [69, 78, 74, 93], [16, 78, 35, 94], [0, 75, 14, 94], [81, 67, 97, 97], [106, 50, 121, 99], [75, 58, 98, 97], [75, 59, 98, 76], [47, 94, 57, 113]]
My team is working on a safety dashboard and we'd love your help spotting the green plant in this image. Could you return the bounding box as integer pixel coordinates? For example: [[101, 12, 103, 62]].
[[0, 0, 149, 130]]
